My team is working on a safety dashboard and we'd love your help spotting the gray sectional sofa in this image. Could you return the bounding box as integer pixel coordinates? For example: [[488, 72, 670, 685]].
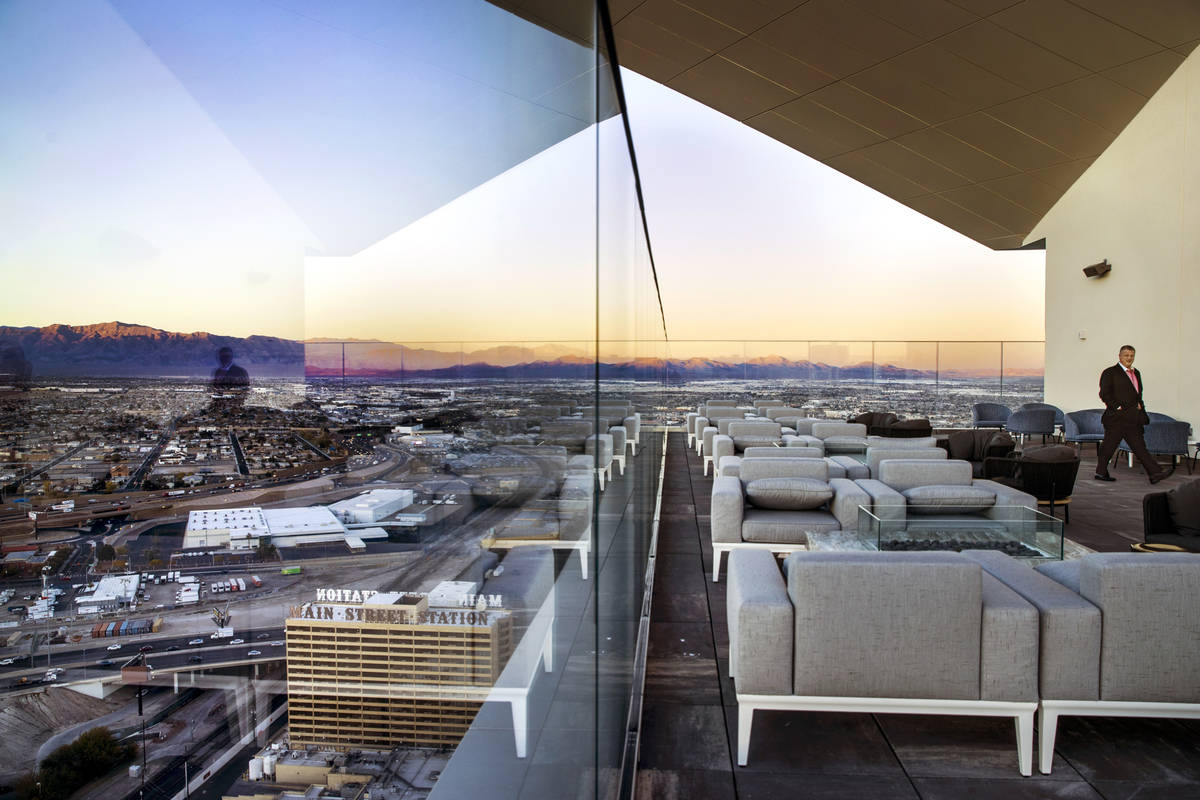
[[727, 549, 1039, 774], [726, 548, 1200, 775], [968, 551, 1200, 773]]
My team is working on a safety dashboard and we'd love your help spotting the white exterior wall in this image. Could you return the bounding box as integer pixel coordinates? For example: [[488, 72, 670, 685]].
[[1030, 49, 1200, 427]]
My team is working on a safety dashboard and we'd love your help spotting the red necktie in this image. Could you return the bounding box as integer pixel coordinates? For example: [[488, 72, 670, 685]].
[[1127, 369, 1139, 392]]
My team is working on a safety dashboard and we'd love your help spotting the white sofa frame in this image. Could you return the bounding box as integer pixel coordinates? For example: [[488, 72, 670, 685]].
[[737, 694, 1035, 775]]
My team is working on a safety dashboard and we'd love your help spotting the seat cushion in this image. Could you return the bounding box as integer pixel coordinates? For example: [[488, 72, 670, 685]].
[[903, 485, 996, 514], [1167, 479, 1200, 537], [746, 477, 833, 510], [734, 435, 781, 451], [742, 509, 836, 542], [822, 435, 869, 454]]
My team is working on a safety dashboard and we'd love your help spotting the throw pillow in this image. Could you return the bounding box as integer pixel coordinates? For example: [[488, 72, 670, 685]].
[[902, 485, 996, 514], [745, 477, 833, 510], [1166, 479, 1200, 537]]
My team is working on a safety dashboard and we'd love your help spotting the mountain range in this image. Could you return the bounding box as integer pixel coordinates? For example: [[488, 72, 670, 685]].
[[0, 322, 1042, 380]]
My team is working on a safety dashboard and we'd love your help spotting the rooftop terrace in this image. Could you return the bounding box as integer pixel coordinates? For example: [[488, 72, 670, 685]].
[[638, 431, 1200, 799]]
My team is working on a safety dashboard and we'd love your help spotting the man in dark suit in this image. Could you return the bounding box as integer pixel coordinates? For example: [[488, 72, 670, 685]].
[[1094, 344, 1172, 484]]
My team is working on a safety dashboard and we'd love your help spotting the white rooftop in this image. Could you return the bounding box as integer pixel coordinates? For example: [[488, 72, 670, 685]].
[[76, 573, 140, 605], [187, 507, 268, 533], [428, 581, 478, 607], [364, 591, 407, 606], [262, 506, 344, 534], [329, 488, 411, 511]]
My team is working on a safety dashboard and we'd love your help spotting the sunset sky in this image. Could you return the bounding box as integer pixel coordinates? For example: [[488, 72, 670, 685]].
[[1, 0, 1045, 367]]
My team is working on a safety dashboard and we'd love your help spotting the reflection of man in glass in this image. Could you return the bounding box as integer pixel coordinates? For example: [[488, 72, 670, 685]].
[[211, 347, 250, 395], [0, 343, 33, 390]]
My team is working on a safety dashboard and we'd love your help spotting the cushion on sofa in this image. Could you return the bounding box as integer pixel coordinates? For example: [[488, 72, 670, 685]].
[[1166, 479, 1200, 537], [734, 435, 781, 450], [746, 477, 833, 510], [878, 459, 973, 492], [822, 435, 869, 453], [740, 457, 829, 483], [902, 484, 997, 514]]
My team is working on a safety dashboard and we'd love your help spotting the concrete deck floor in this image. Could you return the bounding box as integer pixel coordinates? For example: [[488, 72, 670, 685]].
[[637, 431, 1200, 799]]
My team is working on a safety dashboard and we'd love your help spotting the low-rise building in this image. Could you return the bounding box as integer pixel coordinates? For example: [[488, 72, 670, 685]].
[[328, 488, 414, 524], [74, 573, 140, 611]]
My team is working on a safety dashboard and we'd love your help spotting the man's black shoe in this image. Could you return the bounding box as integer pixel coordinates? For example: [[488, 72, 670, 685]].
[[1150, 465, 1176, 485], [1094, 474, 1116, 482]]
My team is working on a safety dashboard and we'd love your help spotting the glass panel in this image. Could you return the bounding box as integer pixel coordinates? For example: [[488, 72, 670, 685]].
[[0, 1, 676, 799], [935, 342, 1003, 427], [1002, 341, 1047, 409], [742, 342, 812, 406], [868, 341, 940, 425]]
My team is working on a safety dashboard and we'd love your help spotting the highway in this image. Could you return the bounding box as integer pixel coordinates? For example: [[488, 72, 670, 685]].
[[1, 625, 287, 692]]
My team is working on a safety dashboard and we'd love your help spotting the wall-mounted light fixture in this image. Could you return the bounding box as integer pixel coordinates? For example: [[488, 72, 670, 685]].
[[1082, 260, 1111, 278]]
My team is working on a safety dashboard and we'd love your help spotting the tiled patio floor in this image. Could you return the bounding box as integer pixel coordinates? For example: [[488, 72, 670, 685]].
[[637, 431, 1200, 800]]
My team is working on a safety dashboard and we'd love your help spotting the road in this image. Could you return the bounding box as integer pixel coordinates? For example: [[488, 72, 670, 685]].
[[1, 626, 287, 694], [229, 431, 248, 476], [10, 439, 98, 491], [35, 684, 197, 763], [124, 419, 180, 491]]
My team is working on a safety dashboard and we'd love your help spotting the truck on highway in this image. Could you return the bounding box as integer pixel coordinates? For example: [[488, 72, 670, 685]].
[[50, 500, 75, 512], [211, 627, 234, 639]]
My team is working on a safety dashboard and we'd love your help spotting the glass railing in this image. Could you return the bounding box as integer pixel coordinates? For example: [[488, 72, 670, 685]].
[[1, 2, 667, 800], [306, 338, 1044, 429]]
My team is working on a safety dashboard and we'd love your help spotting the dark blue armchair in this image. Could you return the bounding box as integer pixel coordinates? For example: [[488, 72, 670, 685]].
[[1005, 408, 1056, 444], [971, 403, 1011, 429], [1017, 402, 1065, 431], [1119, 412, 1192, 471], [1064, 409, 1106, 459]]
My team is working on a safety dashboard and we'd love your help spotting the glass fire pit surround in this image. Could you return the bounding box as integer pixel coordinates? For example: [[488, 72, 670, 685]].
[[856, 504, 1065, 560]]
